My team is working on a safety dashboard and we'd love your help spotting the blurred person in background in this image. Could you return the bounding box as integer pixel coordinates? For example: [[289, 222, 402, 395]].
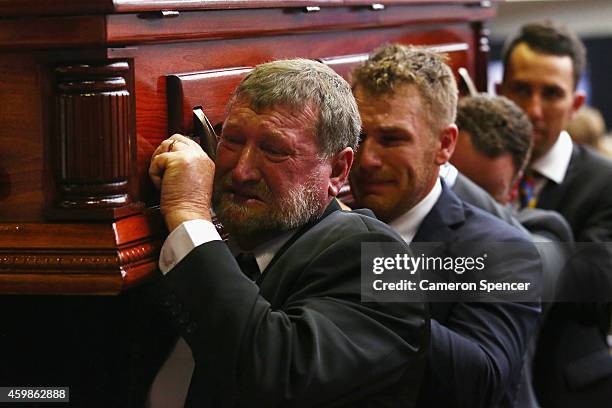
[[566, 105, 612, 158]]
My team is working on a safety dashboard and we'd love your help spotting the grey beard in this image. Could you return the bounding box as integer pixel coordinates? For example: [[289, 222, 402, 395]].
[[213, 176, 324, 243]]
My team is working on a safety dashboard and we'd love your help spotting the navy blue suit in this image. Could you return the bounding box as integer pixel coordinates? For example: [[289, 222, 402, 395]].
[[414, 182, 541, 408]]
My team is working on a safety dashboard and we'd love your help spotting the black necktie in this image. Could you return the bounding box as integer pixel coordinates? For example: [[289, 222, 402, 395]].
[[235, 252, 261, 282]]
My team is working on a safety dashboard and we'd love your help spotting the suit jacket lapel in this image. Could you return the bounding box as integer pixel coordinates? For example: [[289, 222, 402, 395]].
[[537, 143, 578, 210], [413, 181, 466, 242], [261, 199, 341, 276], [412, 182, 466, 321]]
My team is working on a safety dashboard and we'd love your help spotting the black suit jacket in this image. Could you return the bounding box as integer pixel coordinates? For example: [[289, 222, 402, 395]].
[[453, 173, 574, 242], [538, 143, 612, 243], [145, 200, 428, 407], [533, 143, 612, 407], [452, 172, 574, 302], [452, 173, 529, 235], [414, 183, 541, 408], [451, 171, 575, 407]]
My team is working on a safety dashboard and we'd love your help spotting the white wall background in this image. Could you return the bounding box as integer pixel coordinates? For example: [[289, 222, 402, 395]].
[[490, 0, 612, 41]]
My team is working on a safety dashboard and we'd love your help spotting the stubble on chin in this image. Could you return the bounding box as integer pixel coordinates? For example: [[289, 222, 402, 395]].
[[358, 194, 398, 223], [212, 175, 325, 244]]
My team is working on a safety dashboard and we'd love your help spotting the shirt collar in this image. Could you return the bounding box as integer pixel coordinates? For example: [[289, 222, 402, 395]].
[[252, 231, 294, 272], [389, 177, 442, 243], [230, 231, 294, 273], [229, 199, 339, 273], [439, 162, 459, 187], [531, 131, 573, 185]]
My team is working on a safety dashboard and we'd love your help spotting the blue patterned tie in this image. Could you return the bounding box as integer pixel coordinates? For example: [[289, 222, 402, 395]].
[[518, 173, 538, 209]]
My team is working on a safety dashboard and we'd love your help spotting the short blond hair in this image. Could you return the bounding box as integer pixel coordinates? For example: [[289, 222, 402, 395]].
[[352, 44, 458, 134]]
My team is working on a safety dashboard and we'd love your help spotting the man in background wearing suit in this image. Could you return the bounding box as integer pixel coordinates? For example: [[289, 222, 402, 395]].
[[147, 59, 428, 407], [451, 94, 574, 407], [452, 94, 532, 206], [350, 44, 540, 408], [451, 93, 573, 245], [498, 21, 612, 406]]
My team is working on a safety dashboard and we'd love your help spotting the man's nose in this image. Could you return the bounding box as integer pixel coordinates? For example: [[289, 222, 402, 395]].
[[524, 93, 544, 122], [357, 138, 383, 171], [232, 145, 261, 184]]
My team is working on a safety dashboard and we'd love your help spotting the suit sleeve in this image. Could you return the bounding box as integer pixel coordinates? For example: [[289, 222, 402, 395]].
[[575, 177, 612, 243], [453, 175, 530, 237], [560, 163, 612, 323], [419, 239, 541, 408], [158, 232, 427, 407]]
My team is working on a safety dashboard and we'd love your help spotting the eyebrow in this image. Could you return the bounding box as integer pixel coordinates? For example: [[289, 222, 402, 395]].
[[222, 123, 291, 147], [377, 125, 411, 134]]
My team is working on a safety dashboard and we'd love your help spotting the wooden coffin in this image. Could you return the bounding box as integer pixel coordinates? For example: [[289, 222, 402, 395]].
[[0, 0, 496, 294]]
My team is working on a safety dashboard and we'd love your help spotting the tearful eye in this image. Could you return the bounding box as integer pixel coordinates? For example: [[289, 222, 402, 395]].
[[219, 135, 245, 150], [542, 87, 564, 100], [263, 146, 283, 156], [380, 135, 407, 146], [509, 83, 531, 98], [261, 144, 290, 160]]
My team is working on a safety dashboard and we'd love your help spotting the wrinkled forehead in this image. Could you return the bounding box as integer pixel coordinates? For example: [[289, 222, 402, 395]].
[[226, 95, 317, 122], [230, 90, 319, 113], [226, 96, 317, 123], [222, 98, 321, 149], [354, 83, 434, 130]]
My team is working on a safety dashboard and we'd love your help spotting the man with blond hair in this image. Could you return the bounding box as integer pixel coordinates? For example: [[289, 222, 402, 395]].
[[350, 44, 540, 407]]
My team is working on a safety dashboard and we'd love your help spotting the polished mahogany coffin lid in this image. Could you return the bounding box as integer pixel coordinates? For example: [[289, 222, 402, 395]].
[[0, 0, 490, 17]]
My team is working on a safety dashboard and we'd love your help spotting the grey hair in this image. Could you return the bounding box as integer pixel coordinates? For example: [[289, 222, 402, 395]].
[[352, 44, 458, 134], [230, 58, 361, 158]]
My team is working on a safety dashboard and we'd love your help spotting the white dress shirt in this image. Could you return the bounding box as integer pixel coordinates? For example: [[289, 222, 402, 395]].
[[228, 230, 294, 273], [439, 161, 459, 188], [389, 177, 442, 243], [530, 130, 574, 196], [159, 220, 293, 274], [158, 219, 222, 274]]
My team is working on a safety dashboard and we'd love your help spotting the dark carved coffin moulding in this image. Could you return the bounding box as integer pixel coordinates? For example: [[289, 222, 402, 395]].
[[0, 210, 164, 295], [0, 54, 161, 295], [46, 60, 142, 221]]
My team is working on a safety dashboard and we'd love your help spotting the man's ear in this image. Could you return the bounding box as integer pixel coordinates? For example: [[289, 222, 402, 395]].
[[434, 124, 458, 165], [571, 91, 586, 118], [328, 147, 354, 197]]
